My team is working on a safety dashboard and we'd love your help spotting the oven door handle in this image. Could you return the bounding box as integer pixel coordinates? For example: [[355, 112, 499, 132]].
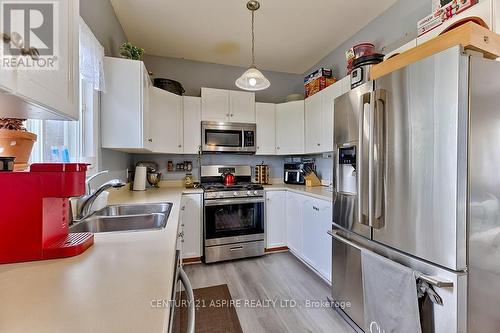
[[204, 198, 265, 206], [178, 267, 196, 333]]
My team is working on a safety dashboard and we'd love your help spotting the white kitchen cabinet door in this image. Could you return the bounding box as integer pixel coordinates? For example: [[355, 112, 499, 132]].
[[276, 100, 305, 155], [183, 96, 202, 154], [15, 0, 79, 120], [321, 82, 343, 152], [201, 87, 230, 122], [180, 194, 203, 259], [340, 76, 351, 94], [266, 191, 287, 248], [301, 197, 332, 282], [255, 102, 276, 155], [150, 87, 183, 153], [101, 57, 152, 152], [229, 90, 255, 123], [305, 92, 323, 154], [286, 192, 303, 255], [316, 199, 332, 282]]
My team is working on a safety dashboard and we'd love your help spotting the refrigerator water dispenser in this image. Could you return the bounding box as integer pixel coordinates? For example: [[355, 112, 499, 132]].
[[337, 146, 357, 194]]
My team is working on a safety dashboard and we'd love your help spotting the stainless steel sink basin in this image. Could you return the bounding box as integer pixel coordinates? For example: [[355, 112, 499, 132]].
[[94, 202, 172, 217], [70, 202, 172, 233]]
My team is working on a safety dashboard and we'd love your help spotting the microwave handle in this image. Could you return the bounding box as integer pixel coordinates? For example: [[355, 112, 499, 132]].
[[285, 172, 289, 182]]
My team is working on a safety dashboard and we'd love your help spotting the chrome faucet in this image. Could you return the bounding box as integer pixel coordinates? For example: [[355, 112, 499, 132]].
[[74, 171, 126, 221]]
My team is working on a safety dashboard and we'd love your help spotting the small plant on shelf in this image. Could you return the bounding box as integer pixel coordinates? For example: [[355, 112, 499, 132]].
[[119, 42, 145, 61]]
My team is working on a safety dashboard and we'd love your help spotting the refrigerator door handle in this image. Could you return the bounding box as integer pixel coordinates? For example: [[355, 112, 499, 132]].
[[327, 230, 454, 289], [357, 92, 371, 226], [369, 89, 387, 229]]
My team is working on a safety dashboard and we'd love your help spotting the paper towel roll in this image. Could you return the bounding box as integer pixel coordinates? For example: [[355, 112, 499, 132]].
[[133, 166, 147, 191]]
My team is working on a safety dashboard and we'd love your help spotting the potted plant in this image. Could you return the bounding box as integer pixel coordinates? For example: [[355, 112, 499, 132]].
[[0, 118, 37, 170], [119, 42, 145, 61]]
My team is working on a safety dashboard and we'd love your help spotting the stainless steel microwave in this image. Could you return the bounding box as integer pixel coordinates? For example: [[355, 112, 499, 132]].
[[201, 122, 256, 154]]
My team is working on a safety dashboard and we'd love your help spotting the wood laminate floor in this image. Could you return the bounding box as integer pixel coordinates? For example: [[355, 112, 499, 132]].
[[184, 252, 354, 333]]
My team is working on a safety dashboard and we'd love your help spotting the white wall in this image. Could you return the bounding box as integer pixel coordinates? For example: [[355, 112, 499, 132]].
[[143, 55, 303, 104]]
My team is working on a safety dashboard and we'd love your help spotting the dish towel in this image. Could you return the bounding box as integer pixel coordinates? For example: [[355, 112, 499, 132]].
[[361, 249, 422, 333]]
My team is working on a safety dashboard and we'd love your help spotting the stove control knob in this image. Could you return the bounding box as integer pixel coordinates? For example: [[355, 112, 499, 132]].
[[247, 191, 252, 196], [233, 191, 239, 196], [254, 191, 259, 195]]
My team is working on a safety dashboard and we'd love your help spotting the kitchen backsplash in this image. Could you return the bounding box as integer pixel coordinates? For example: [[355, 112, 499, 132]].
[[130, 154, 287, 183], [130, 153, 334, 186]]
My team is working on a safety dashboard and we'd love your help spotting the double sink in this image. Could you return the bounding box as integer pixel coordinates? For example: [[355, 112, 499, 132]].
[[70, 203, 172, 233]]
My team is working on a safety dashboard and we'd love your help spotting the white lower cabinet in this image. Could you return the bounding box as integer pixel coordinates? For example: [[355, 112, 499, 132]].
[[282, 191, 332, 282], [265, 191, 287, 248], [180, 194, 203, 259], [301, 197, 332, 281], [286, 191, 304, 255]]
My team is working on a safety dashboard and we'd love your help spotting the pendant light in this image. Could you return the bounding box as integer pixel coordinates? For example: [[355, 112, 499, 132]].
[[235, 0, 270, 91]]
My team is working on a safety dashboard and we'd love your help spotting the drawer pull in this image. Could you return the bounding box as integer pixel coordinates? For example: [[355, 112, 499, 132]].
[[230, 246, 244, 251]]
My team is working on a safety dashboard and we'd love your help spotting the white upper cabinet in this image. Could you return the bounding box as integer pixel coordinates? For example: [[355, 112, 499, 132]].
[[340, 76, 351, 94], [276, 100, 305, 155], [321, 82, 343, 152], [0, 0, 79, 120], [229, 90, 255, 123], [183, 96, 202, 154], [266, 190, 287, 248], [101, 57, 152, 152], [201, 87, 255, 123], [305, 81, 343, 154], [201, 87, 230, 122], [150, 87, 183, 154], [305, 92, 323, 153], [255, 102, 276, 155]]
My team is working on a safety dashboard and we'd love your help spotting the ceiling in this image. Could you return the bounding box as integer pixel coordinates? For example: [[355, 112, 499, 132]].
[[110, 0, 398, 74]]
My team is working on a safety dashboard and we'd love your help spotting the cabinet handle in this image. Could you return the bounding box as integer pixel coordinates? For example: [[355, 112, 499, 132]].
[[148, 138, 153, 142], [277, 147, 280, 150], [230, 114, 234, 117], [178, 144, 182, 148], [226, 113, 230, 117], [181, 206, 186, 211], [313, 206, 319, 211], [317, 143, 321, 146]]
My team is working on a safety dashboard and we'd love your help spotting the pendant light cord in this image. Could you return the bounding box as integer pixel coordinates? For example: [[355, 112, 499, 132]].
[[251, 9, 255, 67]]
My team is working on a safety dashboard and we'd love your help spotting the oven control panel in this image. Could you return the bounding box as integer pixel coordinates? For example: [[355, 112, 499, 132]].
[[204, 190, 264, 200]]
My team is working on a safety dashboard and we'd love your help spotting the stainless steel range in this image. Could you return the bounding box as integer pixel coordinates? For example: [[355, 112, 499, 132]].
[[201, 165, 265, 263]]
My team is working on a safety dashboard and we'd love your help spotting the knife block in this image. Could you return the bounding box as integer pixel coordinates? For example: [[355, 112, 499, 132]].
[[304, 172, 322, 187]]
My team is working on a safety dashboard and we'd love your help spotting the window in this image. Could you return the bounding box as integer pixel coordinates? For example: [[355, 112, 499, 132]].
[[26, 17, 104, 176], [26, 78, 99, 175]]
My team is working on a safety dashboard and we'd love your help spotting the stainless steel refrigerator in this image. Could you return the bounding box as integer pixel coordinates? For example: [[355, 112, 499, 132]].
[[331, 45, 500, 332]]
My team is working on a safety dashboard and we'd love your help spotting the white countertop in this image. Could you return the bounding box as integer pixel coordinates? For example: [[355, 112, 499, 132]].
[[0, 185, 328, 332], [0, 187, 194, 333], [263, 184, 333, 201]]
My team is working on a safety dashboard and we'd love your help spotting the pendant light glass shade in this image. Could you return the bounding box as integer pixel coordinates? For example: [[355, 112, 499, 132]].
[[235, 66, 270, 91], [236, 1, 270, 91]]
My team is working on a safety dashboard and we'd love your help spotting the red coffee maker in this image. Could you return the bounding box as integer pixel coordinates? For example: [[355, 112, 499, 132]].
[[0, 163, 94, 264]]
